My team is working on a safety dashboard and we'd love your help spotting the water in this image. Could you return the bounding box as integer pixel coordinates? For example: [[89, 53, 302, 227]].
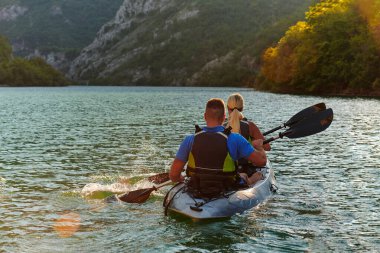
[[0, 86, 379, 252]]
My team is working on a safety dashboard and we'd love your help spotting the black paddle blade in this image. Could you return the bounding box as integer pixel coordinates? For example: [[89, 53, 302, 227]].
[[147, 172, 170, 184], [117, 187, 156, 203], [285, 103, 326, 127], [285, 108, 333, 139], [263, 103, 326, 136]]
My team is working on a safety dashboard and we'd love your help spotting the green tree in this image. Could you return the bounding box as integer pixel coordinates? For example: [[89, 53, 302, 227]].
[[259, 0, 380, 94], [0, 35, 69, 86], [0, 35, 12, 63]]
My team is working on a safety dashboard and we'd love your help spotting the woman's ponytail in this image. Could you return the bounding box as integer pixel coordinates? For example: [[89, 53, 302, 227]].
[[228, 109, 242, 133], [226, 93, 245, 133]]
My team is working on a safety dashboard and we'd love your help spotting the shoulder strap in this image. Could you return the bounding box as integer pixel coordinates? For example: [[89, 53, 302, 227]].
[[239, 120, 251, 140], [195, 124, 202, 133], [223, 126, 232, 136]]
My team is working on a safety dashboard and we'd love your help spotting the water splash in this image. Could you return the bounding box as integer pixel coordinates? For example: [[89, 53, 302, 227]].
[[81, 182, 130, 198], [81, 179, 156, 199]]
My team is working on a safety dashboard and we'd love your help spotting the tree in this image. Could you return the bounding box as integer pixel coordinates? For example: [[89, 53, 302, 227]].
[[0, 35, 12, 63], [0, 35, 70, 86], [259, 0, 380, 94]]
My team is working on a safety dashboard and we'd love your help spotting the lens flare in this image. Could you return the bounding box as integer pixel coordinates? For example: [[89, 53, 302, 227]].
[[53, 212, 81, 238]]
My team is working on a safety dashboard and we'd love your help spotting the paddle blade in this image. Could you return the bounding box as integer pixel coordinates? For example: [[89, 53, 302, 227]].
[[118, 187, 156, 203], [285, 103, 326, 126], [147, 172, 170, 184], [285, 108, 333, 139]]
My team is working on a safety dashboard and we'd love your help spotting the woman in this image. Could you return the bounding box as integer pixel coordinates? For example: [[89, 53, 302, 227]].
[[226, 93, 270, 185]]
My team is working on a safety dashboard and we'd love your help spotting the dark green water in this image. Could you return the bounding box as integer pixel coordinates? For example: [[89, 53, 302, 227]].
[[0, 86, 379, 252]]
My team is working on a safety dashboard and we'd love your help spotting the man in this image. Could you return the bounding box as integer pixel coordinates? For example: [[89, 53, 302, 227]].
[[169, 98, 266, 190]]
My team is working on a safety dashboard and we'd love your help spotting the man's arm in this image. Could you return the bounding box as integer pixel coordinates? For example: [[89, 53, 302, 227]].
[[169, 158, 186, 182], [169, 135, 193, 182], [231, 133, 267, 167], [247, 139, 267, 167]]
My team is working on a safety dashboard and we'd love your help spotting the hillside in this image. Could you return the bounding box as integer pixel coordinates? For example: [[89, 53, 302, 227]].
[[257, 0, 380, 96], [68, 0, 315, 86], [0, 35, 70, 86], [0, 0, 124, 71]]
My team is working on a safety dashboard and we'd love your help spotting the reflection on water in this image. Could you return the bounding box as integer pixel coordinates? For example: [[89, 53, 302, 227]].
[[0, 86, 379, 252]]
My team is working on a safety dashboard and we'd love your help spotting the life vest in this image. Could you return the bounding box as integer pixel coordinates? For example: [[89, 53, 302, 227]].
[[223, 119, 253, 167], [223, 118, 251, 141], [224, 119, 259, 177], [186, 125, 238, 198], [239, 119, 251, 141], [237, 119, 253, 167]]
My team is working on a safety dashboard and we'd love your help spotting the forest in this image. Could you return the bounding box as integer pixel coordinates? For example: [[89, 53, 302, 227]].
[[257, 0, 380, 96], [0, 35, 69, 86]]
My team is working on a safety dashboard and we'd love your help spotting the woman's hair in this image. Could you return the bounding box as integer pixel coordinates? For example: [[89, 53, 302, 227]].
[[226, 93, 244, 133]]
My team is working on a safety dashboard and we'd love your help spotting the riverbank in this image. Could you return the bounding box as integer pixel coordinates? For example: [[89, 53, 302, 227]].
[[250, 81, 380, 98], [2, 83, 380, 98]]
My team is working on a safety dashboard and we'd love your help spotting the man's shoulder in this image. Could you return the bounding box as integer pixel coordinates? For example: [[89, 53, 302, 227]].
[[181, 134, 196, 146], [183, 134, 195, 141], [228, 132, 246, 142]]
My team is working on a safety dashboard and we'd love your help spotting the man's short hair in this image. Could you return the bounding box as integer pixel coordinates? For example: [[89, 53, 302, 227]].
[[205, 98, 225, 121]]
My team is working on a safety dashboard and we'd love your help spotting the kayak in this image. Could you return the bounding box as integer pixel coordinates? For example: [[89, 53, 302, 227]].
[[163, 160, 277, 220]]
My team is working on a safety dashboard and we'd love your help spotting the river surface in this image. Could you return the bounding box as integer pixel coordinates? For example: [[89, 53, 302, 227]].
[[0, 86, 379, 252]]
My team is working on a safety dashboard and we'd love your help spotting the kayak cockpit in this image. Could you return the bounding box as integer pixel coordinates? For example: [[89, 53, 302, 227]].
[[163, 160, 277, 220]]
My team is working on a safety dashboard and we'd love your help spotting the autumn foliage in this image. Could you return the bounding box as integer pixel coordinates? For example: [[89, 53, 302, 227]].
[[259, 0, 380, 95]]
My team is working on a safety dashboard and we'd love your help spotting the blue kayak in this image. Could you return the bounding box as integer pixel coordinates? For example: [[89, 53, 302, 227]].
[[163, 160, 277, 220]]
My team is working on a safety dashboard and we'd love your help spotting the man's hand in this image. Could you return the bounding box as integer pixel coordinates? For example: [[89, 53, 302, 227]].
[[169, 158, 186, 182], [248, 139, 267, 167]]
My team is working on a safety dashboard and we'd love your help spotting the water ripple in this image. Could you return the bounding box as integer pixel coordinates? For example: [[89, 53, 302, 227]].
[[0, 87, 379, 252]]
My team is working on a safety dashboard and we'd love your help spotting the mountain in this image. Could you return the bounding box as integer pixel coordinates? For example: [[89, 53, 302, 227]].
[[0, 0, 124, 71], [68, 0, 315, 86]]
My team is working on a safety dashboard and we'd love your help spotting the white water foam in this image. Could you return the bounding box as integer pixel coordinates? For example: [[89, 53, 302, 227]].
[[80, 180, 154, 197]]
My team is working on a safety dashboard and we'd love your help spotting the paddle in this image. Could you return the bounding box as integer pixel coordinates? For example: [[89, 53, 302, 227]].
[[112, 106, 333, 204], [147, 172, 170, 184], [263, 108, 333, 144], [112, 180, 172, 203], [263, 103, 326, 136]]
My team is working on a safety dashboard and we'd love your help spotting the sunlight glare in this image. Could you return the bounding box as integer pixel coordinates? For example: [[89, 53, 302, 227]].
[[357, 0, 380, 48]]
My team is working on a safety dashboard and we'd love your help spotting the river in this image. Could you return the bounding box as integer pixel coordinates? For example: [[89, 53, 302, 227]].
[[0, 86, 379, 252]]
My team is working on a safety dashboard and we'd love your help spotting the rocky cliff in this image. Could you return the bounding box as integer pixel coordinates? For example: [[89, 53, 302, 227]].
[[0, 4, 27, 21], [0, 0, 124, 72], [69, 0, 176, 83], [68, 0, 314, 85]]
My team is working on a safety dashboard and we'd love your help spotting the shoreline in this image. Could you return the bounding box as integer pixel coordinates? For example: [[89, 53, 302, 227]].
[[1, 84, 379, 98], [250, 84, 380, 99]]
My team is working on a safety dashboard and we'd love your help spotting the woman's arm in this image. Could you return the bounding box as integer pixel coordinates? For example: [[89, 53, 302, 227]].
[[249, 121, 271, 151]]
